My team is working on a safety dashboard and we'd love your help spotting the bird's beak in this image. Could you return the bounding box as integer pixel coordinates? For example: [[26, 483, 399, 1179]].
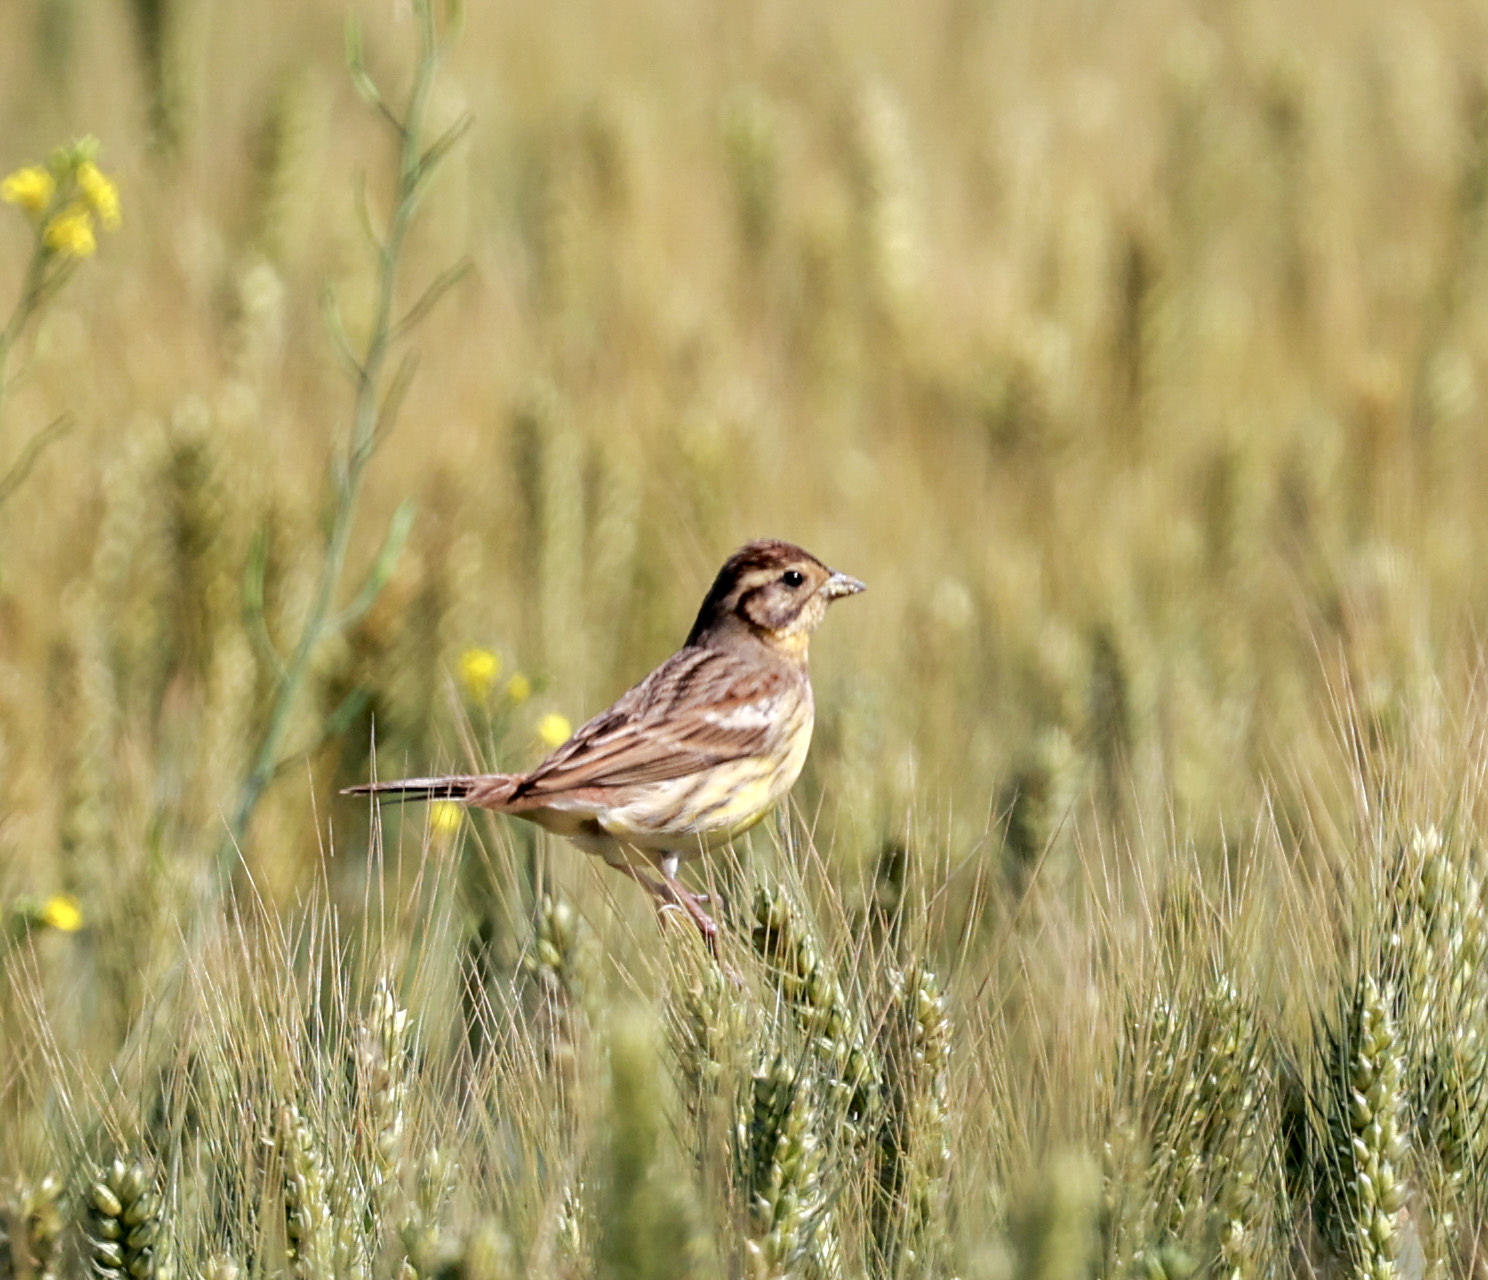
[[822, 570, 866, 600]]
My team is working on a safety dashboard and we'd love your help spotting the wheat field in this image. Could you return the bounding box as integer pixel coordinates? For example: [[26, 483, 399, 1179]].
[[6, 0, 1488, 1275]]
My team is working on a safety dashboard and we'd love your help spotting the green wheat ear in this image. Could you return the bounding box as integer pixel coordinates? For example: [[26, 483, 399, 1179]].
[[1377, 825, 1488, 1262], [847, 78, 923, 339], [244, 67, 320, 265], [596, 1011, 710, 1280], [738, 1053, 839, 1280], [126, 0, 196, 155], [353, 978, 413, 1227], [1008, 1152, 1101, 1280], [3, 1174, 64, 1280], [522, 892, 599, 1078], [721, 86, 781, 259], [1087, 624, 1133, 834], [87, 1157, 173, 1280], [454, 1219, 519, 1280], [874, 961, 953, 1278], [400, 1147, 459, 1276], [1315, 972, 1409, 1278], [201, 1255, 241, 1280], [277, 1104, 334, 1280], [751, 886, 882, 1134]]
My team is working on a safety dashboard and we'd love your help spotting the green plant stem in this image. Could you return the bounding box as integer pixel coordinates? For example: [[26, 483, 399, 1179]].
[[0, 240, 56, 428], [0, 414, 73, 505], [226, 3, 443, 862]]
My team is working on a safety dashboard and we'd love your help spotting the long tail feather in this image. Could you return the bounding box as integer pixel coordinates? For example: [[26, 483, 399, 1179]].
[[342, 775, 481, 803]]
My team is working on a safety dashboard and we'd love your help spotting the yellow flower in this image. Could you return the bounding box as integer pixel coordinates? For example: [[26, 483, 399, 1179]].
[[1, 166, 55, 217], [76, 161, 121, 230], [458, 647, 501, 703], [505, 672, 532, 703], [429, 801, 464, 835], [536, 712, 572, 748], [43, 203, 96, 258], [37, 894, 83, 932]]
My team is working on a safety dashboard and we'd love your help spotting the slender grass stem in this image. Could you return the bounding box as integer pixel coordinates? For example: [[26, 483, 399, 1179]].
[[227, 0, 457, 863]]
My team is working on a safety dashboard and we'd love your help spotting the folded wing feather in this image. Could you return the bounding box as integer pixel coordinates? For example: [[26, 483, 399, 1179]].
[[511, 648, 792, 796]]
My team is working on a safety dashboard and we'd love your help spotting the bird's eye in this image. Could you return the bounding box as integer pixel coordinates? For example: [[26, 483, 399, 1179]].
[[781, 569, 805, 588]]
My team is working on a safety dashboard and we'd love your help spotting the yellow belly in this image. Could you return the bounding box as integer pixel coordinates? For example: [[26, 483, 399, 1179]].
[[601, 719, 813, 857]]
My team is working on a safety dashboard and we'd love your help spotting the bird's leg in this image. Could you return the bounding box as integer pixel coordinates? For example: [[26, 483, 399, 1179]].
[[658, 853, 717, 907], [604, 856, 731, 981], [607, 859, 673, 903], [658, 855, 742, 984], [607, 861, 719, 943], [657, 853, 722, 947]]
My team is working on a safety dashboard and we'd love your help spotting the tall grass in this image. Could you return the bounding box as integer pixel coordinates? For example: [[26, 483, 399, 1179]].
[[8, 0, 1488, 1273]]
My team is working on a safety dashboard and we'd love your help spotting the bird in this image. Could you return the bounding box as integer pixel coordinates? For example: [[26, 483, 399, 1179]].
[[345, 539, 865, 945]]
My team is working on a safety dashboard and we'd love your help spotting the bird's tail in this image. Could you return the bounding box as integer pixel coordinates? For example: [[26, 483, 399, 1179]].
[[342, 775, 485, 804]]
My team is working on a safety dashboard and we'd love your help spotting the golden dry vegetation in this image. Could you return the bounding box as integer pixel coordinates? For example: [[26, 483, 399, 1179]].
[[7, 0, 1488, 1275]]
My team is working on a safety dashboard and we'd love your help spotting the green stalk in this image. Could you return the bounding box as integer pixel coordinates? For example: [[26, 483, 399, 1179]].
[[0, 213, 73, 493], [227, 1, 455, 860], [0, 239, 51, 390]]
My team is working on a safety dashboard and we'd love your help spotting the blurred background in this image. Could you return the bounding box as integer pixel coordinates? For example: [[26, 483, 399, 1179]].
[[4, 0, 1488, 903], [0, 0, 1484, 927], [7, 0, 1488, 1269]]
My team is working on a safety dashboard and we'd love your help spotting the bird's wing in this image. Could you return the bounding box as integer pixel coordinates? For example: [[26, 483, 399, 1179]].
[[512, 648, 795, 797]]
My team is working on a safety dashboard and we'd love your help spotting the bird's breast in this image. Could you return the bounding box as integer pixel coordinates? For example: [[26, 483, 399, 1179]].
[[599, 692, 814, 855]]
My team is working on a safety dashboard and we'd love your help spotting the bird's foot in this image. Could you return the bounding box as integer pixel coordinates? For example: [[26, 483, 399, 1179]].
[[666, 883, 718, 940], [609, 860, 738, 978]]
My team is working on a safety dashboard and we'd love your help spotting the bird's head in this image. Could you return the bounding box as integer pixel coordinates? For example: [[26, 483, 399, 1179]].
[[685, 539, 865, 657]]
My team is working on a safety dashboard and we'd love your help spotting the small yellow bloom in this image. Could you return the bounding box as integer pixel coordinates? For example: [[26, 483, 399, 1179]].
[[76, 161, 121, 230], [43, 203, 96, 258], [458, 647, 501, 703], [1, 166, 55, 217], [37, 894, 83, 932], [429, 801, 464, 835], [505, 672, 532, 703], [537, 712, 572, 748]]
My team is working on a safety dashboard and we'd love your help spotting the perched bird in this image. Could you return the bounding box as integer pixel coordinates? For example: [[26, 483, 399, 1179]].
[[346, 539, 864, 943]]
